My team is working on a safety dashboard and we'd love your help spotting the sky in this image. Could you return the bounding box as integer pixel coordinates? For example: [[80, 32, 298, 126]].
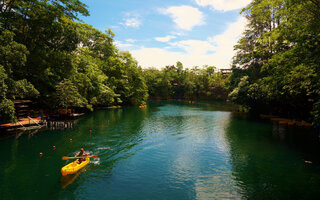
[[80, 0, 251, 69]]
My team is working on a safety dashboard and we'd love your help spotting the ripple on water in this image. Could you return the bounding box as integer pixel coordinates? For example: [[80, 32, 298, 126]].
[[3, 102, 320, 200]]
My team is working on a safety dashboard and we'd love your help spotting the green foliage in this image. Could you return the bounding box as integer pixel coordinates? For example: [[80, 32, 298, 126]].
[[0, 0, 149, 120], [0, 98, 16, 124], [0, 66, 16, 123], [0, 30, 28, 74], [230, 0, 320, 125], [56, 79, 87, 110], [143, 64, 229, 101], [70, 47, 118, 107], [0, 65, 8, 99], [0, 0, 225, 118], [118, 51, 148, 105], [312, 101, 320, 127], [10, 79, 39, 99], [0, 64, 16, 123]]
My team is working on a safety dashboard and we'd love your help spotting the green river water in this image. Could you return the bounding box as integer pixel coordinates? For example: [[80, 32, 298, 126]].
[[1, 101, 320, 199]]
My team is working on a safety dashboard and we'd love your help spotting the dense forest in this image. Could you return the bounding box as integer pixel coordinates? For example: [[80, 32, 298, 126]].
[[229, 0, 320, 127], [0, 0, 228, 124], [0, 0, 149, 123], [0, 0, 319, 128], [143, 63, 229, 101]]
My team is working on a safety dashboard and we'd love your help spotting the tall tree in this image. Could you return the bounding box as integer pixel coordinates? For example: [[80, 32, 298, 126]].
[[230, 0, 320, 125]]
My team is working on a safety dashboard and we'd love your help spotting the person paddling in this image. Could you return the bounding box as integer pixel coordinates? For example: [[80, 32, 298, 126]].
[[75, 148, 88, 164]]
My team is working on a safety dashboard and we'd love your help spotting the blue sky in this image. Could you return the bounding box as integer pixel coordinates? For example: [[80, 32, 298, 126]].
[[80, 0, 251, 69]]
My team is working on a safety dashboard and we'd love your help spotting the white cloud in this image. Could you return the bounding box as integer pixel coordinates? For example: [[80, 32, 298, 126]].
[[161, 6, 205, 30], [207, 16, 247, 64], [174, 32, 185, 36], [131, 17, 247, 69], [132, 47, 215, 68], [195, 0, 251, 11], [120, 12, 141, 28], [120, 17, 141, 28], [110, 25, 120, 30], [169, 40, 215, 54], [125, 39, 136, 43], [131, 48, 184, 68], [114, 41, 134, 49], [155, 35, 176, 42]]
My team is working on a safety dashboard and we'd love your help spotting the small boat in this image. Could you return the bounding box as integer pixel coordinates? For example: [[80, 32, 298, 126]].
[[61, 158, 90, 176]]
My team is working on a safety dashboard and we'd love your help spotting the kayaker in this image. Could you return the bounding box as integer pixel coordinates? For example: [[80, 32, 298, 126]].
[[75, 148, 88, 164]]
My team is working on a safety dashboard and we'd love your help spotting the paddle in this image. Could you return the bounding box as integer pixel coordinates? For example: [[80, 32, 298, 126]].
[[62, 155, 98, 160]]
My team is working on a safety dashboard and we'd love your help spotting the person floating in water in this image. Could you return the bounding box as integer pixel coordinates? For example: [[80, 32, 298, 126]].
[[75, 148, 88, 164]]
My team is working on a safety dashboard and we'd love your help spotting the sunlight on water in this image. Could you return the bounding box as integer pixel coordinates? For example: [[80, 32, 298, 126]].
[[1, 101, 320, 200]]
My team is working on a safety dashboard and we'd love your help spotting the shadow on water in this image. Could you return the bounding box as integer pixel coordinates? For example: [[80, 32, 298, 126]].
[[225, 113, 320, 200], [60, 167, 85, 189], [60, 164, 99, 189]]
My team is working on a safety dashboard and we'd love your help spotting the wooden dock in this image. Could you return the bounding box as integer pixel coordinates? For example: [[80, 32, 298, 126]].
[[0, 117, 43, 129]]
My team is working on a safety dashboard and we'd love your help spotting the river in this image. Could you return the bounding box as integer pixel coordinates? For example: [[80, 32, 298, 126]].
[[1, 101, 320, 199]]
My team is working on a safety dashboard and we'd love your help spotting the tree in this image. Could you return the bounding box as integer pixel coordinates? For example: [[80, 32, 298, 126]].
[[143, 63, 229, 101], [230, 0, 320, 125], [0, 98, 16, 123], [56, 79, 87, 113], [0, 65, 16, 123]]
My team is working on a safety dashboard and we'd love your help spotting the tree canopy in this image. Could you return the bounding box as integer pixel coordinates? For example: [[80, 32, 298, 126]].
[[0, 0, 148, 123], [143, 62, 229, 101], [1, 0, 319, 129], [229, 0, 320, 126]]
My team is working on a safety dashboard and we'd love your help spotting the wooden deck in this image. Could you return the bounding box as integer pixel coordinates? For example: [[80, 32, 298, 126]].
[[0, 117, 42, 128]]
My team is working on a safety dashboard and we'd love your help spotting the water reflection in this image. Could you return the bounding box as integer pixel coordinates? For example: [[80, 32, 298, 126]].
[[192, 112, 242, 199], [67, 107, 151, 198], [0, 107, 150, 200], [2, 102, 320, 199], [138, 103, 240, 199], [60, 164, 100, 189], [60, 168, 84, 189], [225, 113, 320, 199]]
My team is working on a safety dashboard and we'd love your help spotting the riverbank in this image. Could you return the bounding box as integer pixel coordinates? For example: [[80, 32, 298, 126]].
[[259, 114, 313, 128], [149, 99, 238, 110], [2, 100, 317, 134]]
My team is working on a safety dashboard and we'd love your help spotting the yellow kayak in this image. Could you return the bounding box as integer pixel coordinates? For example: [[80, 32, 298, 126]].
[[61, 158, 90, 176]]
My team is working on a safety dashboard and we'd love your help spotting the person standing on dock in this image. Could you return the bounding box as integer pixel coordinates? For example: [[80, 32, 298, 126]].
[[75, 148, 88, 164]]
